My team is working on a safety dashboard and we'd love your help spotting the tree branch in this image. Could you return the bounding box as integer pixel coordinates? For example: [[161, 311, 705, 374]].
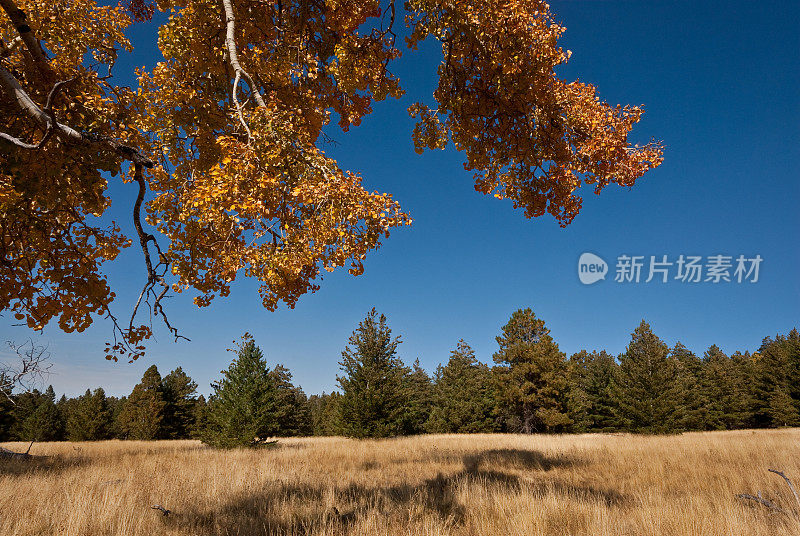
[[769, 469, 800, 513], [737, 493, 791, 516], [0, 65, 83, 143], [0, 339, 52, 406], [128, 163, 189, 345], [0, 0, 56, 82], [221, 0, 266, 140], [0, 64, 186, 354]]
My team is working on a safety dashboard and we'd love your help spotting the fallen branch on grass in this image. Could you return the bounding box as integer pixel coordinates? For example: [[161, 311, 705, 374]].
[[737, 492, 792, 515], [0, 441, 37, 459], [151, 504, 171, 516], [768, 469, 800, 512], [737, 469, 800, 518]]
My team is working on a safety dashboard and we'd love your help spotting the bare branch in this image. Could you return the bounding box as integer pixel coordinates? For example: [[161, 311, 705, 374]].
[[0, 339, 52, 405], [0, 66, 154, 169], [738, 469, 800, 518], [0, 65, 83, 143], [150, 504, 171, 516], [0, 130, 41, 150], [222, 0, 265, 107], [737, 492, 791, 516], [128, 163, 189, 345], [769, 469, 800, 513], [0, 35, 23, 57]]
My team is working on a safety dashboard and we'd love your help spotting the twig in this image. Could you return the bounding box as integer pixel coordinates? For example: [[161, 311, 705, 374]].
[[151, 504, 171, 516], [0, 339, 52, 405]]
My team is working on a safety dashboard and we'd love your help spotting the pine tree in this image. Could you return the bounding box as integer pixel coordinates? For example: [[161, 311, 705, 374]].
[[730, 350, 757, 428], [426, 340, 497, 433], [116, 365, 167, 440], [202, 334, 279, 448], [787, 329, 800, 409], [67, 388, 112, 441], [9, 389, 38, 440], [161, 367, 199, 439], [107, 395, 126, 438], [567, 350, 618, 433], [611, 321, 685, 434], [337, 309, 408, 438], [0, 375, 14, 441], [307, 392, 343, 436], [401, 359, 434, 435], [12, 386, 64, 441], [701, 345, 750, 430], [269, 364, 312, 436], [190, 395, 208, 439], [493, 309, 571, 433], [670, 343, 707, 431], [751, 331, 799, 428], [768, 386, 800, 427]]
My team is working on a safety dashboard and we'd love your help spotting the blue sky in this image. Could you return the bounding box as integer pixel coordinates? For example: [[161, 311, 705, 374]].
[[2, 0, 798, 397]]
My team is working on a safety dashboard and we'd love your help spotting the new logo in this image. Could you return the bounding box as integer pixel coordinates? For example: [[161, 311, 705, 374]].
[[578, 253, 608, 285]]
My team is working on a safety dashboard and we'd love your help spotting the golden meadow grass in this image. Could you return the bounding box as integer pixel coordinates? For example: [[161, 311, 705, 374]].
[[1, 429, 799, 535]]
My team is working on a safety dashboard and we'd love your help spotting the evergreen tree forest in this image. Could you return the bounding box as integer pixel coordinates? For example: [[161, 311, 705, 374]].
[[1, 310, 797, 445]]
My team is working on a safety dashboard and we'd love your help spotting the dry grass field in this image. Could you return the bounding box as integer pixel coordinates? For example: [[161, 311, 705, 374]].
[[1, 429, 799, 536]]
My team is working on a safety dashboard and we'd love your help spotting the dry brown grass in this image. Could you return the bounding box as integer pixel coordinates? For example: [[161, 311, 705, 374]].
[[1, 429, 799, 535]]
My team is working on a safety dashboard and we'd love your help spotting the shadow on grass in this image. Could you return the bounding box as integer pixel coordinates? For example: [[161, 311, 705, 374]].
[[462, 448, 576, 473], [0, 453, 89, 476], [164, 448, 625, 535]]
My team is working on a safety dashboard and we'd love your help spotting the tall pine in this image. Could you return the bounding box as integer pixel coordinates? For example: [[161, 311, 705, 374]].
[[202, 334, 279, 448], [493, 309, 571, 433], [751, 331, 799, 428], [161, 367, 199, 439], [117, 365, 167, 440], [0, 375, 14, 441], [269, 364, 312, 437], [567, 350, 618, 433], [700, 345, 750, 430], [337, 309, 408, 438], [670, 343, 708, 431], [66, 388, 112, 440], [611, 321, 685, 433], [401, 359, 434, 435], [427, 340, 497, 433], [12, 386, 64, 441]]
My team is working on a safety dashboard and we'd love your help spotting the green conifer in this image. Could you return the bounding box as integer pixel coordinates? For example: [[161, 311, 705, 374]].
[[427, 340, 496, 433], [161, 367, 199, 439], [701, 345, 750, 430], [611, 321, 685, 433], [66, 388, 112, 441], [337, 309, 408, 438], [116, 365, 167, 440], [269, 364, 312, 436], [493, 309, 571, 433], [202, 334, 279, 448], [567, 350, 618, 433]]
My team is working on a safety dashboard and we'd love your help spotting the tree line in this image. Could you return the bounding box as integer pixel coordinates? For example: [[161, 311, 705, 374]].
[[1, 308, 798, 446]]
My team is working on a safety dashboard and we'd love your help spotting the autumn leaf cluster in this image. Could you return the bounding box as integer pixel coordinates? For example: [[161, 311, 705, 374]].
[[0, 0, 662, 359]]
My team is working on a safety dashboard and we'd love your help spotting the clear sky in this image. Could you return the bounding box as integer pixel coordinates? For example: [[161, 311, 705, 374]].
[[2, 0, 798, 398]]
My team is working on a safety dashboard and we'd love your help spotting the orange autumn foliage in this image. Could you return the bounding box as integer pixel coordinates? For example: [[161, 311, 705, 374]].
[[0, 0, 662, 359]]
